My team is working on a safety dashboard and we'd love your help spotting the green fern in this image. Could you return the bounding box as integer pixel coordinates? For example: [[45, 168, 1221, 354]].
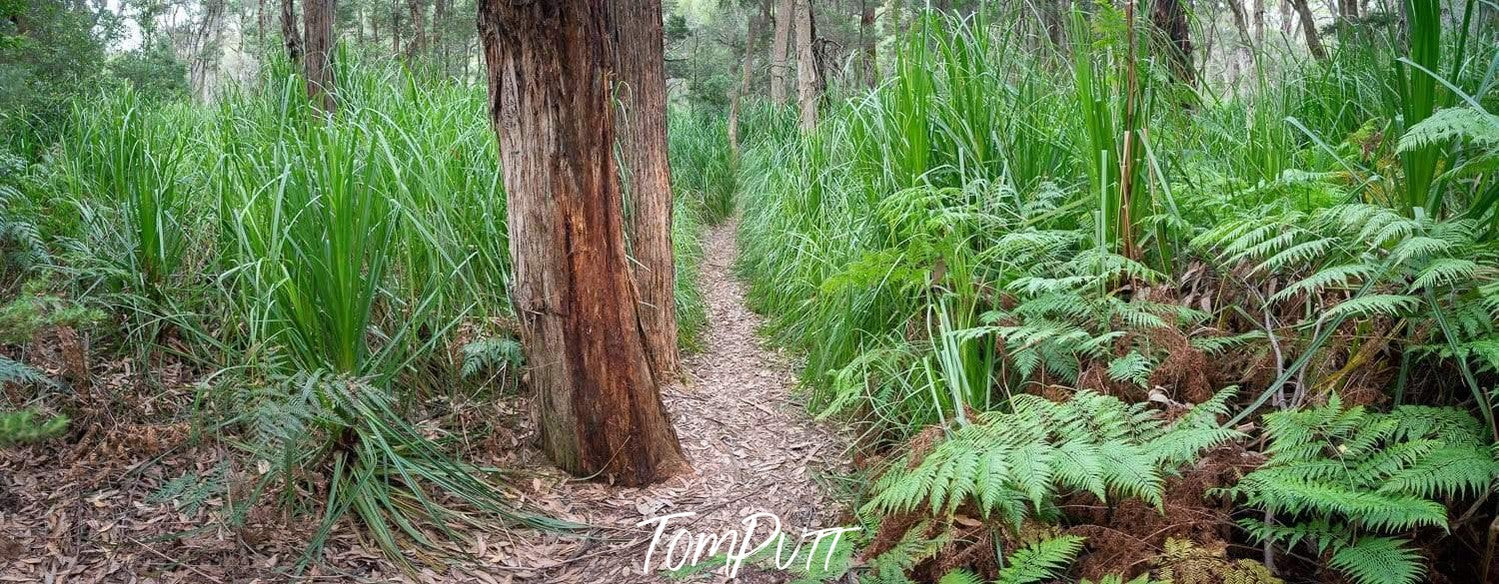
[[996, 534, 1085, 584], [0, 355, 52, 387], [867, 389, 1242, 527], [1397, 107, 1499, 152], [933, 535, 1085, 584], [460, 337, 524, 379], [1225, 396, 1499, 584], [0, 408, 69, 446]]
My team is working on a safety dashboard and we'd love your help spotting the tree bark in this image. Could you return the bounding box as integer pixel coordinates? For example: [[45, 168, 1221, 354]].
[[477, 0, 688, 487], [1226, 0, 1254, 88], [769, 0, 793, 104], [433, 0, 447, 72], [794, 0, 818, 130], [189, 0, 227, 102], [281, 0, 301, 63], [1339, 0, 1358, 19], [612, 0, 681, 381], [1148, 0, 1194, 86], [729, 0, 769, 156], [860, 0, 875, 87], [391, 0, 401, 55], [1288, 0, 1328, 60], [1252, 0, 1265, 48], [303, 0, 335, 112], [406, 0, 425, 65]]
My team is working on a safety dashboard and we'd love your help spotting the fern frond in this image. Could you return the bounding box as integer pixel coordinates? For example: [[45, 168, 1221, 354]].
[[1328, 537, 1424, 584], [996, 535, 1085, 584]]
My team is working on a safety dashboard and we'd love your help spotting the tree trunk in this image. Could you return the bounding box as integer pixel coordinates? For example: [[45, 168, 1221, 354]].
[[794, 0, 818, 130], [433, 0, 447, 72], [391, 0, 401, 55], [1148, 0, 1194, 86], [1288, 0, 1327, 60], [769, 0, 793, 104], [281, 0, 301, 63], [1339, 0, 1358, 19], [860, 0, 875, 87], [406, 0, 424, 65], [612, 0, 681, 381], [1226, 0, 1255, 90], [729, 0, 769, 156], [1043, 0, 1069, 47], [1252, 0, 1265, 48], [303, 0, 335, 112], [477, 0, 688, 487], [189, 0, 227, 102]]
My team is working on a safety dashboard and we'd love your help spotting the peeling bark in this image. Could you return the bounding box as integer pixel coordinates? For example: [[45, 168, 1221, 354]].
[[477, 0, 688, 487], [612, 0, 681, 381]]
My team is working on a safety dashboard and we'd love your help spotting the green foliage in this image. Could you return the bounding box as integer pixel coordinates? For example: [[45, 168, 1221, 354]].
[[107, 42, 190, 102], [0, 407, 68, 446], [0, 354, 52, 388], [0, 282, 105, 344], [1225, 396, 1499, 584], [867, 389, 1241, 528], [460, 336, 523, 380], [0, 0, 113, 156], [936, 535, 1086, 584], [1192, 203, 1499, 432]]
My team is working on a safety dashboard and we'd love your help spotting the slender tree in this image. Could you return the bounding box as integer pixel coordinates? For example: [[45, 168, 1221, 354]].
[[432, 0, 447, 72], [729, 0, 769, 156], [303, 0, 335, 111], [188, 0, 227, 101], [769, 0, 793, 104], [1148, 0, 1194, 86], [613, 0, 681, 380], [406, 0, 424, 64], [477, 0, 688, 486], [1226, 0, 1255, 89], [281, 0, 301, 63], [860, 0, 875, 87], [1288, 0, 1328, 60], [794, 0, 818, 129]]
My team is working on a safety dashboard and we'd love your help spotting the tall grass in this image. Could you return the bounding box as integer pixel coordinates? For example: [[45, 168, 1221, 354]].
[[736, 7, 1499, 446]]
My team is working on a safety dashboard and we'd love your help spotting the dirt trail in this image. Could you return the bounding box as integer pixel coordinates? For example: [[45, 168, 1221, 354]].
[[507, 220, 852, 583]]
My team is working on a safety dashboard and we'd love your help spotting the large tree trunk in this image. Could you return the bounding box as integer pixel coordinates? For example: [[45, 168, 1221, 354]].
[[729, 0, 769, 156], [769, 0, 793, 104], [188, 0, 227, 102], [281, 0, 301, 63], [860, 0, 875, 87], [612, 0, 681, 381], [477, 0, 688, 487], [794, 0, 818, 130], [303, 0, 335, 112], [1148, 0, 1194, 86], [1288, 0, 1328, 60], [406, 0, 424, 64]]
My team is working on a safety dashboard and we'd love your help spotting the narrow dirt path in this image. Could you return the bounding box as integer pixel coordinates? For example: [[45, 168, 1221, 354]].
[[506, 220, 851, 583]]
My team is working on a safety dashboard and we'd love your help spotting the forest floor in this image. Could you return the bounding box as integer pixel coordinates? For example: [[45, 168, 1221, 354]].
[[0, 220, 852, 583]]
